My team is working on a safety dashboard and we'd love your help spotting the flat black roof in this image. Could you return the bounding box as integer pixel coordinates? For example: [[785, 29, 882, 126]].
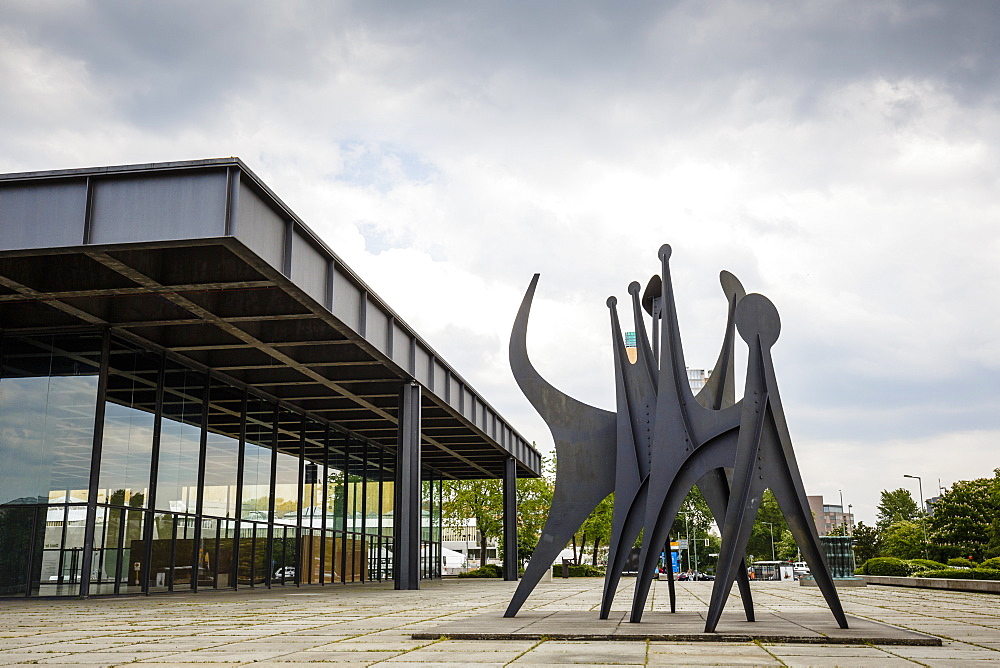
[[0, 158, 541, 479]]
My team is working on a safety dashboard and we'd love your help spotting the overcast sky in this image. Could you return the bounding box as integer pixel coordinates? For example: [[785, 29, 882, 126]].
[[2, 1, 999, 524]]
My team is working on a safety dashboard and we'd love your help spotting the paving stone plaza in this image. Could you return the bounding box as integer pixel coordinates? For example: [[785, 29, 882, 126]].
[[2, 578, 999, 666]]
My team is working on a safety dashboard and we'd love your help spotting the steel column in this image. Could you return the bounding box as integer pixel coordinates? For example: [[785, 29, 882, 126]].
[[503, 456, 518, 581], [393, 382, 421, 590], [79, 329, 111, 598]]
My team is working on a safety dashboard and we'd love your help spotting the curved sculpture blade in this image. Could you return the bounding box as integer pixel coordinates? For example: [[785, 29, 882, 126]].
[[504, 275, 617, 617]]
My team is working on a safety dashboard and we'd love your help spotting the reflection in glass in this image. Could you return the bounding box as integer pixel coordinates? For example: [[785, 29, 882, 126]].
[[203, 384, 242, 520], [0, 335, 100, 506], [155, 367, 204, 514], [1, 332, 426, 597], [99, 343, 158, 507], [241, 398, 273, 522]]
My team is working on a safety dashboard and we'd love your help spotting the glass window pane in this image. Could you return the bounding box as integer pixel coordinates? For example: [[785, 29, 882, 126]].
[[273, 410, 300, 526], [241, 398, 273, 522], [202, 383, 242, 520], [155, 366, 204, 513], [99, 342, 158, 508], [0, 335, 100, 505]]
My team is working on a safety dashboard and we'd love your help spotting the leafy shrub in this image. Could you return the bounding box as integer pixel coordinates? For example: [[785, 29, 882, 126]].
[[551, 563, 606, 577], [947, 557, 977, 568], [859, 557, 909, 576], [458, 564, 503, 578], [905, 558, 948, 573], [980, 557, 1000, 570], [915, 568, 1000, 581]]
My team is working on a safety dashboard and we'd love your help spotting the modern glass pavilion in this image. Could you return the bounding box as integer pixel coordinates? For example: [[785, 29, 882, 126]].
[[0, 159, 541, 597]]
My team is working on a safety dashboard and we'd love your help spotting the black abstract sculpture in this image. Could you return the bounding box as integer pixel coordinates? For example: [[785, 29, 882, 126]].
[[505, 245, 847, 633]]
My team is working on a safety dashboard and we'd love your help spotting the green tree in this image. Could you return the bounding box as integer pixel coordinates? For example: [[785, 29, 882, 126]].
[[670, 487, 714, 572], [927, 469, 1000, 562], [515, 455, 555, 565], [577, 494, 614, 566], [746, 489, 789, 562], [876, 488, 919, 532], [775, 529, 798, 561], [442, 452, 556, 569], [882, 520, 925, 559], [851, 521, 882, 563], [441, 478, 503, 568]]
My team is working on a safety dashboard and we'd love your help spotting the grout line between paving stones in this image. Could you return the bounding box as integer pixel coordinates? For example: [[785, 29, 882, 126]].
[[865, 640, 929, 667], [753, 639, 788, 666]]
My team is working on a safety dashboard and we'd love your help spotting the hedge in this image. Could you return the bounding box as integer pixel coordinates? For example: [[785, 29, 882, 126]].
[[458, 564, 503, 578], [858, 557, 909, 576], [551, 563, 606, 577], [906, 558, 948, 572], [914, 568, 1000, 581]]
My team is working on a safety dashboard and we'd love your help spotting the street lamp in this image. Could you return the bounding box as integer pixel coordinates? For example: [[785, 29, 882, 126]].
[[903, 474, 929, 558], [763, 521, 776, 561], [678, 511, 692, 573]]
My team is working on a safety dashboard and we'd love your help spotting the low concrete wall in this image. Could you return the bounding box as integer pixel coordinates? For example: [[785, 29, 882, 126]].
[[862, 575, 1000, 594]]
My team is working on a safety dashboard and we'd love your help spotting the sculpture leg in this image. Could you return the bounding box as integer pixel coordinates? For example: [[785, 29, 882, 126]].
[[703, 474, 763, 633], [505, 501, 597, 617], [735, 559, 754, 622], [600, 479, 648, 618], [628, 507, 674, 622], [768, 465, 848, 629], [666, 552, 676, 613], [698, 469, 755, 622]]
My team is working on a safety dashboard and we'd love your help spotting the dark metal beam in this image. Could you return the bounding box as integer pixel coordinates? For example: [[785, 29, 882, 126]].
[[503, 456, 518, 581], [394, 382, 421, 590]]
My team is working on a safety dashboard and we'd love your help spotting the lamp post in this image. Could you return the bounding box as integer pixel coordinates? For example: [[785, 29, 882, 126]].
[[763, 521, 776, 561], [691, 517, 699, 576], [903, 474, 929, 558], [678, 511, 692, 573], [847, 504, 853, 536], [463, 532, 470, 572]]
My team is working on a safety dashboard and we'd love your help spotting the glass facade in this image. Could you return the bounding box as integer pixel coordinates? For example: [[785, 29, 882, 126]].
[[0, 331, 442, 597]]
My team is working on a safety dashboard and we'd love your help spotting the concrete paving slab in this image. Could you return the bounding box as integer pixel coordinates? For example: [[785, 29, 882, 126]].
[[266, 649, 405, 662], [414, 610, 940, 645], [647, 655, 782, 667], [4, 577, 1000, 665]]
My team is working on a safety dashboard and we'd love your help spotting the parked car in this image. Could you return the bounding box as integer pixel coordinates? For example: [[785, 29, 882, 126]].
[[274, 567, 296, 580]]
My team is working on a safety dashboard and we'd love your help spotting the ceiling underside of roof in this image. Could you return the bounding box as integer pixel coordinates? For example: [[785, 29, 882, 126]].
[[0, 239, 535, 480]]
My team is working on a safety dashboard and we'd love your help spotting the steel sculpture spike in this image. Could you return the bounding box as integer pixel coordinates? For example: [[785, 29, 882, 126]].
[[629, 246, 751, 622], [704, 293, 848, 632], [504, 274, 617, 618], [600, 286, 662, 619], [599, 270, 752, 620]]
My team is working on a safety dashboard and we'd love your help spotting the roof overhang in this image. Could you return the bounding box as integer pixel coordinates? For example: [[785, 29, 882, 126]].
[[0, 158, 541, 479]]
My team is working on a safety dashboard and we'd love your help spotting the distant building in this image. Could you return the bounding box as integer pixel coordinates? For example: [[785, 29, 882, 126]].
[[807, 495, 854, 535], [687, 369, 711, 392], [441, 520, 498, 566], [621, 334, 710, 392], [625, 332, 638, 363]]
